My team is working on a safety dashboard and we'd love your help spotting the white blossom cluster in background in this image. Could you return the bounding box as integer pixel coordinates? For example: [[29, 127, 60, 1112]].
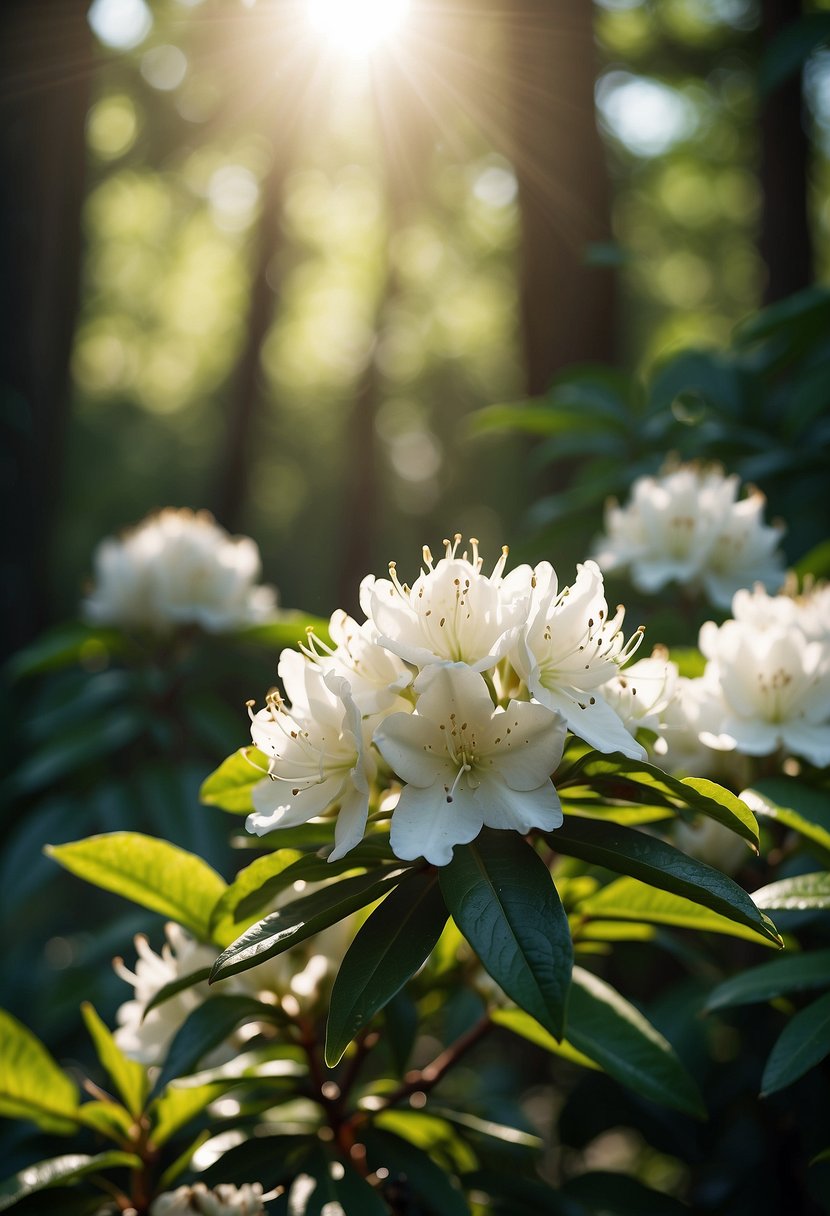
[[114, 906, 355, 1066], [150, 1182, 265, 1216], [593, 462, 786, 608], [83, 508, 278, 634], [246, 536, 647, 867]]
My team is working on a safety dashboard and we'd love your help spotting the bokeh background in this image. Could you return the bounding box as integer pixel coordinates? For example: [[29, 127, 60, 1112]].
[[4, 0, 830, 652]]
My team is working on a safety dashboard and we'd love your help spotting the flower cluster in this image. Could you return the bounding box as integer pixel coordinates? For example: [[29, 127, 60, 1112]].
[[247, 536, 646, 866], [83, 508, 278, 634], [593, 463, 786, 608], [150, 1183, 265, 1216]]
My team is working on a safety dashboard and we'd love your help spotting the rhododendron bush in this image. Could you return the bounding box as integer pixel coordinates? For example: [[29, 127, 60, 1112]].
[[3, 457, 830, 1207]]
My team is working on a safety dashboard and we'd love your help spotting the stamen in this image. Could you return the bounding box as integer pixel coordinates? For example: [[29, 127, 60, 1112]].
[[446, 762, 471, 803]]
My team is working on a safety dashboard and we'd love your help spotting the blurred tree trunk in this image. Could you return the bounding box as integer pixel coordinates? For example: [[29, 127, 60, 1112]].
[[0, 1, 91, 659], [758, 0, 812, 303], [504, 0, 615, 395]]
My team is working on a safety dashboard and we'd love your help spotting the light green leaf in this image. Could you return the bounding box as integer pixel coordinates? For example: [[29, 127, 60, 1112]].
[[743, 780, 830, 864], [577, 877, 782, 948], [762, 990, 830, 1095], [705, 949, 830, 1012], [210, 867, 410, 983], [208, 848, 304, 945], [0, 1010, 80, 1135], [752, 872, 830, 911], [491, 1007, 600, 1070], [150, 1081, 230, 1148], [561, 753, 759, 848], [440, 830, 573, 1039], [199, 747, 269, 815], [325, 870, 448, 1065], [553, 817, 771, 944], [0, 1153, 141, 1212], [233, 613, 331, 650], [81, 1003, 147, 1118], [46, 833, 227, 942]]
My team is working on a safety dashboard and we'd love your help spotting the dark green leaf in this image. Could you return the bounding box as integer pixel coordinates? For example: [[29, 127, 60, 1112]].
[[552, 818, 774, 945], [46, 833, 227, 943], [440, 830, 573, 1039], [751, 873, 830, 911], [566, 967, 705, 1119], [208, 849, 304, 945], [7, 623, 123, 681], [326, 870, 447, 1065], [705, 949, 830, 1011], [743, 782, 830, 864], [562, 1170, 689, 1215], [199, 747, 270, 814], [81, 1002, 147, 1118], [362, 1128, 471, 1216], [762, 990, 830, 1095], [286, 1145, 389, 1215], [462, 1169, 583, 1216], [0, 1153, 141, 1212], [210, 867, 411, 983], [383, 991, 419, 1075], [150, 996, 281, 1098]]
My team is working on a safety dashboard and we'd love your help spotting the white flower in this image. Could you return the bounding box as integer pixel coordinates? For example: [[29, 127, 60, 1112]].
[[794, 581, 830, 643], [113, 924, 217, 1066], [362, 535, 529, 672], [600, 647, 679, 736], [593, 464, 785, 608], [83, 508, 277, 634], [651, 676, 721, 778], [150, 1182, 265, 1216], [512, 560, 646, 760], [698, 615, 830, 767], [246, 662, 376, 861], [300, 609, 413, 715], [374, 663, 566, 866]]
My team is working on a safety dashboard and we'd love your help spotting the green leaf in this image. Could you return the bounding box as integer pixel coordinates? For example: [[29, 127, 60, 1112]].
[[233, 613, 331, 650], [81, 1002, 147, 1118], [210, 867, 410, 983], [0, 1153, 141, 1212], [742, 781, 830, 864], [325, 870, 448, 1065], [552, 818, 772, 944], [286, 1145, 389, 1215], [150, 996, 280, 1098], [208, 848, 304, 945], [562, 1170, 689, 1215], [577, 877, 782, 948], [566, 967, 705, 1118], [490, 1007, 600, 1071], [74, 1100, 134, 1141], [142, 968, 213, 1019], [149, 1081, 230, 1148], [795, 539, 830, 581], [0, 1010, 80, 1134], [705, 949, 830, 1012], [762, 990, 830, 1095], [383, 991, 419, 1075], [561, 753, 759, 849], [440, 830, 573, 1039], [751, 873, 830, 911], [7, 623, 123, 681], [199, 748, 270, 814], [46, 833, 227, 942], [362, 1128, 471, 1216]]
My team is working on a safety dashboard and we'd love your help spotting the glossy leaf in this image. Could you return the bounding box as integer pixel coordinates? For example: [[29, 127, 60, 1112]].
[[566, 967, 705, 1119], [210, 867, 411, 983], [490, 1007, 599, 1071], [326, 870, 447, 1065], [0, 1153, 140, 1212], [150, 995, 281, 1098], [561, 753, 759, 848], [743, 781, 830, 864], [81, 1002, 147, 1117], [46, 833, 226, 943], [553, 817, 771, 942], [362, 1128, 471, 1216], [149, 1081, 230, 1148], [440, 830, 573, 1039], [577, 877, 782, 948], [762, 990, 830, 1095], [199, 747, 270, 814], [705, 949, 830, 1012], [0, 1010, 80, 1134], [208, 848, 304, 945], [751, 872, 830, 911]]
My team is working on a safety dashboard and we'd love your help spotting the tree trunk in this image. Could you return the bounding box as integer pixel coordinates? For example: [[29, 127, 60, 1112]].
[[0, 0, 91, 657], [758, 0, 812, 303], [504, 0, 616, 394]]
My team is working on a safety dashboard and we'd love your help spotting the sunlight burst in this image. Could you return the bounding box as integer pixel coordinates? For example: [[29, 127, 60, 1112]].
[[306, 0, 411, 56]]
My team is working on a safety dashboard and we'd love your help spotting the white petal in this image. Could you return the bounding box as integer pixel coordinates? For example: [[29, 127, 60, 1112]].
[[247, 774, 343, 833], [476, 700, 567, 790], [779, 721, 830, 768], [328, 784, 370, 862], [477, 773, 563, 834], [390, 782, 484, 867], [373, 712, 451, 788], [531, 681, 647, 760]]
